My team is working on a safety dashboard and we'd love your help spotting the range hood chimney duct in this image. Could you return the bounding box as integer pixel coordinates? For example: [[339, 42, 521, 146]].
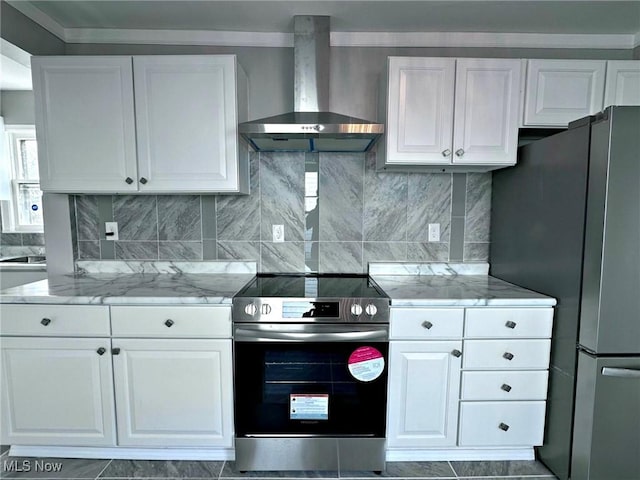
[[294, 16, 330, 112], [238, 15, 384, 153]]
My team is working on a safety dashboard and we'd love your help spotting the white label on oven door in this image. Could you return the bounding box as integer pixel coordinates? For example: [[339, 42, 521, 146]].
[[348, 346, 385, 382], [290, 394, 329, 420]]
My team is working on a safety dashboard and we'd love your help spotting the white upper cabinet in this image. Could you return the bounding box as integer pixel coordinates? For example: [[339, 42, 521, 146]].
[[385, 57, 455, 165], [32, 55, 249, 194], [524, 59, 606, 127], [134, 56, 246, 193], [604, 60, 640, 108], [381, 57, 521, 171], [452, 59, 521, 166], [32, 56, 139, 193]]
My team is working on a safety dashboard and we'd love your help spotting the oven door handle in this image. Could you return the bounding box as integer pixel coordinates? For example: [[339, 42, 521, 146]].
[[234, 326, 389, 342]]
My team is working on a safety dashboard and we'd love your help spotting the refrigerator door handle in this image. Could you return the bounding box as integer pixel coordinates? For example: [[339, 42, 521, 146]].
[[601, 367, 640, 379]]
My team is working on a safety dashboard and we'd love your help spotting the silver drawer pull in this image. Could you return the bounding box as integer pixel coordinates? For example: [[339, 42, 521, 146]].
[[501, 383, 512, 392], [451, 349, 462, 358], [503, 352, 514, 361], [40, 318, 51, 326], [601, 367, 640, 379], [164, 319, 174, 328], [505, 321, 517, 329], [498, 422, 510, 431], [422, 321, 433, 330]]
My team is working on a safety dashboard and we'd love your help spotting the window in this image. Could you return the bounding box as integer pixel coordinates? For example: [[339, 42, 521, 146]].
[[1, 126, 43, 233]]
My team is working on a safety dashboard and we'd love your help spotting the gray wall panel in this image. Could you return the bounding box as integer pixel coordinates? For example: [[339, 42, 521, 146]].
[[0, 2, 65, 55], [0, 91, 35, 124]]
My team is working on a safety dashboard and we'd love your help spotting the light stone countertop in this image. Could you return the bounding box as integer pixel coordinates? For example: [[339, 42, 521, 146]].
[[0, 272, 255, 305], [0, 261, 257, 305], [371, 274, 556, 307]]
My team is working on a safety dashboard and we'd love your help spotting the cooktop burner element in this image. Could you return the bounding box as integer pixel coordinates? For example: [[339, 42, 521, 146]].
[[232, 274, 390, 323]]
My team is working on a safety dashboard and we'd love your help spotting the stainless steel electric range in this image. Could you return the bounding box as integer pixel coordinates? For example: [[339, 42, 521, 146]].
[[232, 274, 390, 472]]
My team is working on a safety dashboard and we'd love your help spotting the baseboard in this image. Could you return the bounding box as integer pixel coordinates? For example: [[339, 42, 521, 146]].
[[8, 446, 235, 461], [386, 447, 535, 461], [9, 445, 534, 462]]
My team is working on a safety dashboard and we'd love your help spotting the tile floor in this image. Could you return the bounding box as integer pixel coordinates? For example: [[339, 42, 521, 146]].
[[0, 449, 557, 480]]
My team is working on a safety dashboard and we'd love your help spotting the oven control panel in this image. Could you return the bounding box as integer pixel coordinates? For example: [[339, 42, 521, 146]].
[[233, 297, 390, 323]]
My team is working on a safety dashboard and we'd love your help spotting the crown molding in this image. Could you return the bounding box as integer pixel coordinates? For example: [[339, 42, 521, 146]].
[[6, 0, 639, 51], [64, 28, 293, 47], [331, 31, 637, 50]]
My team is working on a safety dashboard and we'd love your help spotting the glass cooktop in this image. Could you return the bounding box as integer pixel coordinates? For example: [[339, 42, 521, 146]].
[[234, 274, 388, 299]]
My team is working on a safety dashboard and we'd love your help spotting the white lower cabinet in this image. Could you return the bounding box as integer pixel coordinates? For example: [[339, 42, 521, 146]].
[[458, 401, 546, 446], [386, 306, 553, 455], [0, 337, 116, 446], [387, 341, 462, 447], [112, 338, 233, 447]]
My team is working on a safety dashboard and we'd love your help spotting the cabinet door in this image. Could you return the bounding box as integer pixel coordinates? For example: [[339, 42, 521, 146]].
[[524, 59, 606, 126], [0, 337, 116, 446], [32, 56, 138, 193], [386, 341, 462, 447], [604, 60, 640, 107], [385, 57, 455, 165], [453, 58, 521, 165], [134, 56, 242, 193], [112, 339, 233, 447]]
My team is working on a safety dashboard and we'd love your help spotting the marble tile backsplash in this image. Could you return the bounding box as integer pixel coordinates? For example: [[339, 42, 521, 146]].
[[70, 152, 491, 273]]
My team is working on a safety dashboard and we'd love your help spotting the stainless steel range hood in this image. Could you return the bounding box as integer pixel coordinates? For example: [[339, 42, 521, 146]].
[[238, 16, 384, 153]]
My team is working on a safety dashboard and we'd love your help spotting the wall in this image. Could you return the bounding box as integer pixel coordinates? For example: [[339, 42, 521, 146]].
[[634, 45, 640, 59], [70, 152, 491, 272], [0, 91, 35, 125], [0, 1, 65, 55]]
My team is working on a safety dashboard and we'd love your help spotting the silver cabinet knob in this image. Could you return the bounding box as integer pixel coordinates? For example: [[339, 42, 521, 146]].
[[422, 321, 433, 330], [505, 321, 517, 329], [498, 422, 510, 431], [501, 383, 512, 392], [40, 318, 51, 326], [139, 177, 148, 185], [442, 149, 451, 157], [97, 347, 107, 356], [451, 349, 462, 358], [164, 319, 174, 328], [455, 148, 465, 157], [503, 352, 514, 361], [350, 304, 363, 316], [125, 177, 134, 184]]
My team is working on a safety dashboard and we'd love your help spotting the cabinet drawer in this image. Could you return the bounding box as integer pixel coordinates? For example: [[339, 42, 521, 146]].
[[461, 371, 549, 400], [0, 304, 110, 336], [465, 308, 553, 338], [462, 339, 551, 370], [458, 401, 546, 446], [111, 306, 231, 338], [390, 308, 464, 339]]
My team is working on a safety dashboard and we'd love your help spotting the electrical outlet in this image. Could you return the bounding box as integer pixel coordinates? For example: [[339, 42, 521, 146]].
[[105, 222, 119, 241], [273, 224, 284, 243], [428, 223, 440, 242]]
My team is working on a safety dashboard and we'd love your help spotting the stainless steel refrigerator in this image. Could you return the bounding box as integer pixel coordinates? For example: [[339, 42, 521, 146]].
[[490, 106, 640, 480]]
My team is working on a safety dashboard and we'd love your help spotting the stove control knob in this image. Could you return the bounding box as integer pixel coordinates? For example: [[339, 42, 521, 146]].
[[244, 303, 258, 316], [350, 304, 363, 316], [365, 304, 378, 316]]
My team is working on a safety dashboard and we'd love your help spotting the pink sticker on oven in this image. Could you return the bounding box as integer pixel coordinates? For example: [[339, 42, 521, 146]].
[[348, 346, 385, 382]]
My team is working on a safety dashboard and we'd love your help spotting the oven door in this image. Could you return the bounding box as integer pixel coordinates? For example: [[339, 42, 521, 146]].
[[234, 323, 388, 438]]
